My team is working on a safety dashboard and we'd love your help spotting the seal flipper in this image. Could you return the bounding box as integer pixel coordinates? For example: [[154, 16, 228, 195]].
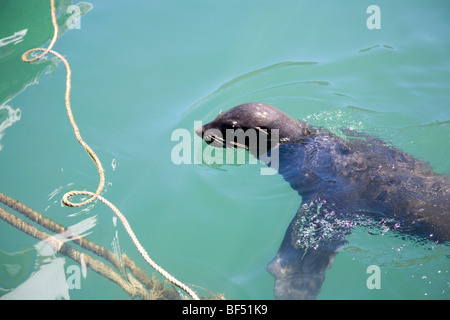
[[267, 237, 344, 300], [267, 196, 349, 299]]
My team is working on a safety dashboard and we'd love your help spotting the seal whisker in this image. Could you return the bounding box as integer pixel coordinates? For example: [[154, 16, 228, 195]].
[[207, 134, 237, 150], [255, 126, 269, 135], [229, 141, 248, 150]]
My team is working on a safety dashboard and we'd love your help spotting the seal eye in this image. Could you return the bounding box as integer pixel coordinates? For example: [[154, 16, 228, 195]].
[[221, 123, 234, 131]]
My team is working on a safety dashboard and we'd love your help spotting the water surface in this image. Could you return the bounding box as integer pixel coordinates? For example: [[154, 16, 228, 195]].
[[0, 0, 449, 299]]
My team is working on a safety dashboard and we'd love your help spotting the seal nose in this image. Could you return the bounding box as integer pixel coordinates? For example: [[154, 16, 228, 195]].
[[195, 126, 203, 138]]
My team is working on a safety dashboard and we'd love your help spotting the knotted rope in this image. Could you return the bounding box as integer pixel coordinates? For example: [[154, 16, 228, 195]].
[[20, 0, 199, 300]]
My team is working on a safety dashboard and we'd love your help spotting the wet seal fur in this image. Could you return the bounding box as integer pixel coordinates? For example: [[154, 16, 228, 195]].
[[196, 102, 450, 299]]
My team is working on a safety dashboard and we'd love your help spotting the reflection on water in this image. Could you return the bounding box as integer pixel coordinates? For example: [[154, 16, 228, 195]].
[[0, 215, 96, 300], [0, 29, 28, 49], [2, 256, 69, 300], [0, 104, 21, 151]]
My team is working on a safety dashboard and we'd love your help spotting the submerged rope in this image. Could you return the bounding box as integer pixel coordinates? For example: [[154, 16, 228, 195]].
[[20, 0, 199, 300], [0, 192, 183, 300], [0, 205, 155, 300]]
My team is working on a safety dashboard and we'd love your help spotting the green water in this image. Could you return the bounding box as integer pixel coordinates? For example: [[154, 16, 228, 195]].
[[1, 0, 449, 299]]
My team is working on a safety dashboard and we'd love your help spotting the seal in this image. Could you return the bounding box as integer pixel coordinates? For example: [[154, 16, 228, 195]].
[[196, 102, 450, 299]]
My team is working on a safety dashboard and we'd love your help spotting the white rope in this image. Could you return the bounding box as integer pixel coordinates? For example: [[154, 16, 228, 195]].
[[21, 0, 200, 300], [72, 191, 200, 300]]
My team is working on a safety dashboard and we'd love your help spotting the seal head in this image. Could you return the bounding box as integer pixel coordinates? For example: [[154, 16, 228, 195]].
[[195, 102, 315, 157]]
